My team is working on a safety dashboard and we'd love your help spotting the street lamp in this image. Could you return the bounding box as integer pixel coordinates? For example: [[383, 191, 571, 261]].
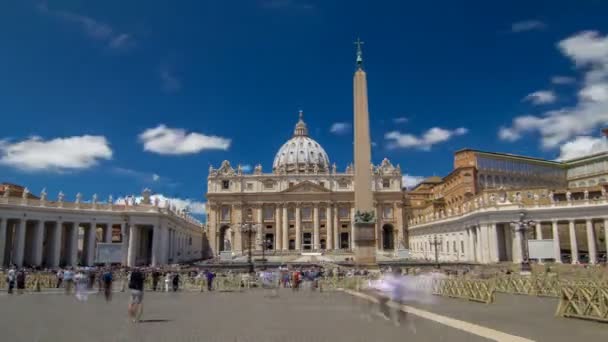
[[260, 238, 272, 270], [428, 235, 443, 269], [239, 211, 258, 274], [510, 211, 535, 273]]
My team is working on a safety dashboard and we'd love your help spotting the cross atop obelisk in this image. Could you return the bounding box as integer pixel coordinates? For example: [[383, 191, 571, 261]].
[[352, 38, 376, 265]]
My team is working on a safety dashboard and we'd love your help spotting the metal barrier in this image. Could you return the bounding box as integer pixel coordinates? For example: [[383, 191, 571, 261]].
[[433, 278, 495, 304], [556, 284, 608, 323], [494, 275, 608, 298]]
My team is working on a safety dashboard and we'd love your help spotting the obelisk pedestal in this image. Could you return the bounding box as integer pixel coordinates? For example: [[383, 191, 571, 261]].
[[352, 39, 376, 266]]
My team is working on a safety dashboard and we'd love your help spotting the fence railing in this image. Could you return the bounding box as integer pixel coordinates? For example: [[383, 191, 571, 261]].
[[433, 278, 495, 304], [556, 284, 608, 323]]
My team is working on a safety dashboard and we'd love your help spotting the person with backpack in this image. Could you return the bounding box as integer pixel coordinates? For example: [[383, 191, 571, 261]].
[[102, 268, 113, 301], [127, 268, 145, 323]]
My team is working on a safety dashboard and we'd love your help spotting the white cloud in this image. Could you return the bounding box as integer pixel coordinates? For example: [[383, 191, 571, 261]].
[[499, 31, 608, 149], [115, 193, 206, 215], [160, 69, 181, 93], [393, 117, 408, 124], [511, 20, 546, 33], [240, 164, 252, 172], [38, 4, 133, 50], [385, 127, 468, 150], [152, 174, 160, 182], [402, 174, 425, 189], [551, 76, 576, 85], [557, 135, 608, 160], [330, 122, 351, 135], [0, 135, 112, 172], [523, 90, 557, 105], [139, 125, 231, 155]]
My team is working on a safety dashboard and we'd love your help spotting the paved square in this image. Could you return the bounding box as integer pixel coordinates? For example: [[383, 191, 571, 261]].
[[0, 290, 486, 342]]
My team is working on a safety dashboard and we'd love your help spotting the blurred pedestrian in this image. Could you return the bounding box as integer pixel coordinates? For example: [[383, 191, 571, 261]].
[[16, 269, 26, 295], [127, 268, 145, 323], [6, 268, 16, 294], [102, 268, 113, 301]]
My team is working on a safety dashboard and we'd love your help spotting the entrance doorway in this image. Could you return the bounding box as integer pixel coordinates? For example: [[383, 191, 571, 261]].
[[382, 224, 394, 250], [265, 233, 274, 250], [340, 232, 349, 249], [219, 225, 230, 251]]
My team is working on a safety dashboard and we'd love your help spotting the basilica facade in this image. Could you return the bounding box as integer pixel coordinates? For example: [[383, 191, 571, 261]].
[[205, 112, 406, 255]]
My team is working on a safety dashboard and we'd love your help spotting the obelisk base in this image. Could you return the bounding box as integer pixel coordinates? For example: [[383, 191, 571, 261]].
[[354, 222, 377, 266]]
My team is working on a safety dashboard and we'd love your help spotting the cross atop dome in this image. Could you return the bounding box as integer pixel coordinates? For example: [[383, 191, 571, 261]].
[[354, 37, 364, 69]]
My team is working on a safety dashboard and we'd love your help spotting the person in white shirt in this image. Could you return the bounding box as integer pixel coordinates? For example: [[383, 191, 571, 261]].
[[63, 269, 74, 295], [164, 272, 172, 292]]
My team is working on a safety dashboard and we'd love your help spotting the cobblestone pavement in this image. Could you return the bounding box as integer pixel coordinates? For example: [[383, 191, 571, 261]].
[[0, 289, 487, 342]]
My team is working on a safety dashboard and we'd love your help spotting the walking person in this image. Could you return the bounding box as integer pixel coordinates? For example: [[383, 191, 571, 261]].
[[127, 267, 145, 323], [16, 269, 26, 295], [164, 272, 172, 292], [102, 268, 113, 302], [56, 269, 64, 288], [205, 270, 215, 291], [172, 272, 180, 292], [6, 268, 16, 294], [151, 270, 160, 291], [63, 268, 74, 295]]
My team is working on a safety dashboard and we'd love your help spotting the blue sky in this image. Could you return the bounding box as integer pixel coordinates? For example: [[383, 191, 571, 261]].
[[2, 0, 608, 217]]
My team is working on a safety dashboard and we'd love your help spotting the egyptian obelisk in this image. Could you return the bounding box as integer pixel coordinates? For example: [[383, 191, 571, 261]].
[[352, 38, 376, 265]]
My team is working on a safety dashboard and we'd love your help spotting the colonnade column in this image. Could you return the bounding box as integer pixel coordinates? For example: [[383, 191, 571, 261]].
[[275, 206, 282, 251], [32, 220, 44, 266], [475, 225, 483, 263], [535, 223, 543, 240], [105, 224, 113, 243], [282, 206, 288, 250], [313, 204, 319, 250], [512, 223, 523, 263], [569, 220, 578, 264], [605, 219, 608, 261], [333, 206, 339, 250], [488, 223, 499, 263], [13, 219, 26, 267], [51, 221, 62, 267], [127, 225, 138, 267], [70, 223, 79, 266], [295, 205, 301, 250], [86, 222, 97, 266], [586, 219, 597, 264], [151, 225, 160, 266], [551, 221, 562, 263], [0, 219, 6, 266], [326, 205, 333, 250], [121, 222, 128, 266]]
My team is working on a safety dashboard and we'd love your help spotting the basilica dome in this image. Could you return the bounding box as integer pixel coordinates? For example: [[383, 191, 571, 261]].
[[272, 111, 330, 173]]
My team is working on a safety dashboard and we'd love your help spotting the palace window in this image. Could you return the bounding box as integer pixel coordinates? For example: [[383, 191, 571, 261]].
[[383, 206, 393, 219], [453, 241, 457, 253], [461, 241, 464, 254], [319, 182, 325, 188], [288, 208, 295, 220], [263, 181, 274, 189], [339, 207, 349, 218], [246, 183, 253, 190], [266, 225, 272, 229], [221, 206, 230, 221], [222, 180, 230, 190], [319, 208, 326, 220], [382, 178, 390, 188], [263, 206, 274, 220], [302, 207, 312, 220]]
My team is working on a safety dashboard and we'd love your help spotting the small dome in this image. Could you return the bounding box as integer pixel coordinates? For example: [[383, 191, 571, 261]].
[[272, 111, 330, 173]]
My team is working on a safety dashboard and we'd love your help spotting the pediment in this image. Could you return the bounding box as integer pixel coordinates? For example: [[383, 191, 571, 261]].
[[282, 181, 330, 193]]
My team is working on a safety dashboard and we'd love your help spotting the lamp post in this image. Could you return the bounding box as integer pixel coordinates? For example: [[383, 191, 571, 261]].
[[239, 211, 258, 274], [260, 238, 272, 270], [510, 211, 535, 273], [428, 235, 443, 269]]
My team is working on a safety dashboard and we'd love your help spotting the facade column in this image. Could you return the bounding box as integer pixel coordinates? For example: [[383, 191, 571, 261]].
[[295, 205, 301, 250], [282, 206, 288, 250], [569, 220, 579, 264], [70, 223, 79, 266], [151, 225, 160, 266], [0, 219, 7, 266], [313, 204, 320, 250], [326, 205, 333, 251], [535, 223, 543, 240], [13, 219, 26, 267], [552, 220, 562, 263], [104, 224, 113, 243], [127, 225, 138, 267], [86, 222, 97, 266], [333, 206, 339, 249], [586, 219, 597, 264], [32, 220, 44, 266], [51, 221, 62, 267], [468, 228, 475, 262], [256, 206, 263, 251], [605, 219, 608, 261], [512, 224, 523, 264], [275, 206, 282, 251]]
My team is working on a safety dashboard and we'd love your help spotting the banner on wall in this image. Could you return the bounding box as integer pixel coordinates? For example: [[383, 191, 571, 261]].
[[96, 243, 124, 264], [528, 240, 555, 259]]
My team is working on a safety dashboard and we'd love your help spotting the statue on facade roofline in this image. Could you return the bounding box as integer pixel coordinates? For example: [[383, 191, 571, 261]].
[[332, 163, 337, 174], [254, 164, 262, 175], [22, 187, 29, 199], [58, 191, 64, 202], [602, 187, 607, 198], [108, 195, 113, 205], [92, 193, 98, 204], [2, 187, 9, 198], [548, 191, 555, 203], [154, 196, 160, 207], [75, 192, 82, 203], [584, 189, 589, 200], [40, 188, 47, 201], [566, 191, 572, 202]]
